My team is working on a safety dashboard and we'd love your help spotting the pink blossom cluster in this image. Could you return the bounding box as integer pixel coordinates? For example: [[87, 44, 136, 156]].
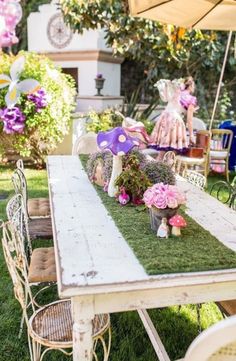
[[143, 182, 186, 209], [0, 0, 22, 48]]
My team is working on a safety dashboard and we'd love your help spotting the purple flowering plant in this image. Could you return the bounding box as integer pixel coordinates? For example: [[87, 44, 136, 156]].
[[0, 88, 47, 135], [27, 88, 47, 112], [0, 106, 25, 134], [0, 51, 76, 164], [96, 73, 104, 79]]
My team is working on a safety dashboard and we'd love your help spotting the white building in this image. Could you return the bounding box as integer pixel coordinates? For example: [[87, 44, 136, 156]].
[[27, 0, 123, 97]]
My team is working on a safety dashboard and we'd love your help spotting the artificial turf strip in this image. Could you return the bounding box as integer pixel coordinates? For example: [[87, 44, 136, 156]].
[[80, 155, 236, 275]]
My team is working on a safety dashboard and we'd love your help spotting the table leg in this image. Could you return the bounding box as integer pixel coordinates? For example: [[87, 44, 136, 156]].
[[72, 296, 94, 361]]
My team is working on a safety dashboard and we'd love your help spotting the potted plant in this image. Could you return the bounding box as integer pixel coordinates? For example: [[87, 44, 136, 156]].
[[143, 183, 186, 231], [95, 73, 105, 96]]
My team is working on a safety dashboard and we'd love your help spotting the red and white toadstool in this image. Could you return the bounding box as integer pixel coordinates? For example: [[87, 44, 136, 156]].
[[169, 214, 187, 236]]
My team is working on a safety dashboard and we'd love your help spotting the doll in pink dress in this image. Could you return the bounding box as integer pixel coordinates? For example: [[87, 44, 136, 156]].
[[149, 77, 198, 154]]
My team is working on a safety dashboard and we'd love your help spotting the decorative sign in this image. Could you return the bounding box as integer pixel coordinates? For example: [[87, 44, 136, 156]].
[[47, 13, 73, 49]]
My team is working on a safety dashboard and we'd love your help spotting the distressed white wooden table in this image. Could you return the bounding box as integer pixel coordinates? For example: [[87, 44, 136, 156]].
[[47, 155, 236, 361]]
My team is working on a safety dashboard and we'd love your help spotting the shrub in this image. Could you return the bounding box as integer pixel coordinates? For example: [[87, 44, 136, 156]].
[[142, 118, 155, 135], [85, 109, 123, 133], [0, 51, 76, 165], [142, 161, 176, 185], [123, 148, 147, 169], [115, 153, 151, 202]]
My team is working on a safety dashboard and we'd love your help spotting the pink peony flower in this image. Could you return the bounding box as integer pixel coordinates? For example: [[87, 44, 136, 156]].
[[166, 196, 178, 209], [153, 194, 167, 209], [143, 188, 156, 208], [143, 182, 186, 209]]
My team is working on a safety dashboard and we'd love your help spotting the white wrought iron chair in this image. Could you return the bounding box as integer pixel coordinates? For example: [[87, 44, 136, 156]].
[[14, 162, 51, 218], [1, 221, 111, 361], [162, 151, 176, 171], [5, 194, 57, 337], [184, 170, 207, 190], [12, 170, 53, 240], [179, 314, 236, 361], [16, 158, 25, 172], [6, 194, 56, 285], [72, 132, 99, 155], [139, 309, 236, 361]]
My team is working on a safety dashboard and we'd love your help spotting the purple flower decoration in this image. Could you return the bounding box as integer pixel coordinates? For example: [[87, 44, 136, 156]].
[[27, 88, 47, 111], [0, 106, 26, 134], [96, 73, 103, 79]]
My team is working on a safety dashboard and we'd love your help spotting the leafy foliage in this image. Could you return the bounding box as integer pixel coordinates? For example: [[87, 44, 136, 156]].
[[86, 108, 123, 133], [60, 0, 236, 120], [11, 0, 51, 53], [0, 51, 76, 164], [121, 84, 160, 120], [115, 153, 151, 200]]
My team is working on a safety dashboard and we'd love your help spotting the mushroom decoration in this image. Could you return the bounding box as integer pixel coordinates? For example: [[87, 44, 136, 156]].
[[97, 127, 139, 197], [169, 214, 187, 236]]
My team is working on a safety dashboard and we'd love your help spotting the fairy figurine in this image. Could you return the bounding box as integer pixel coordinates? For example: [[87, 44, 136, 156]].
[[149, 76, 198, 156], [157, 218, 169, 238]]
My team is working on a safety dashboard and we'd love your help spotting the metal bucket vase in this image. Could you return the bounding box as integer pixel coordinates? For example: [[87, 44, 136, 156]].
[[149, 207, 178, 231]]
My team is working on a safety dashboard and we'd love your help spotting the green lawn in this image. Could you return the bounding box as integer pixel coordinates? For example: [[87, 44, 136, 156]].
[[0, 164, 231, 361]]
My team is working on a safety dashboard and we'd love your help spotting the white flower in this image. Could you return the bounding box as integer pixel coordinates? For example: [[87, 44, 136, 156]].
[[0, 56, 39, 107]]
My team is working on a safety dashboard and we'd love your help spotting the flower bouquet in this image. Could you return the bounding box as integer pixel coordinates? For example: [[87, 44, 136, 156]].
[[143, 183, 186, 231]]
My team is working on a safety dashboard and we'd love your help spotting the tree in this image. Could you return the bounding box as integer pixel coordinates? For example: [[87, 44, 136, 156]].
[[60, 0, 236, 120], [13, 0, 51, 52]]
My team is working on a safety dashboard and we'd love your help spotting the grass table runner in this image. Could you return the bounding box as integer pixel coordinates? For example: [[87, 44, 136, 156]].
[[80, 155, 236, 275]]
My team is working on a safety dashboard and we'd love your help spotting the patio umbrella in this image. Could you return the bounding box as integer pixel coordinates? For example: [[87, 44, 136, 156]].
[[128, 0, 236, 128], [128, 0, 236, 31]]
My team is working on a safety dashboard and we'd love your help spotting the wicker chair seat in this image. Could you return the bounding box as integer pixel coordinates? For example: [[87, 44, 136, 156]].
[[27, 198, 50, 218], [29, 300, 110, 348], [28, 217, 53, 240], [28, 247, 56, 283], [208, 342, 236, 360]]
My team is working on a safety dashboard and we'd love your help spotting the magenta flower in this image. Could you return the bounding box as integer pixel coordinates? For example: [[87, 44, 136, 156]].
[[143, 182, 186, 210], [0, 106, 25, 134]]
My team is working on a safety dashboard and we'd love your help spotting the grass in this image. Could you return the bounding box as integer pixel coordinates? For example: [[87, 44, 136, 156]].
[[0, 164, 231, 361]]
